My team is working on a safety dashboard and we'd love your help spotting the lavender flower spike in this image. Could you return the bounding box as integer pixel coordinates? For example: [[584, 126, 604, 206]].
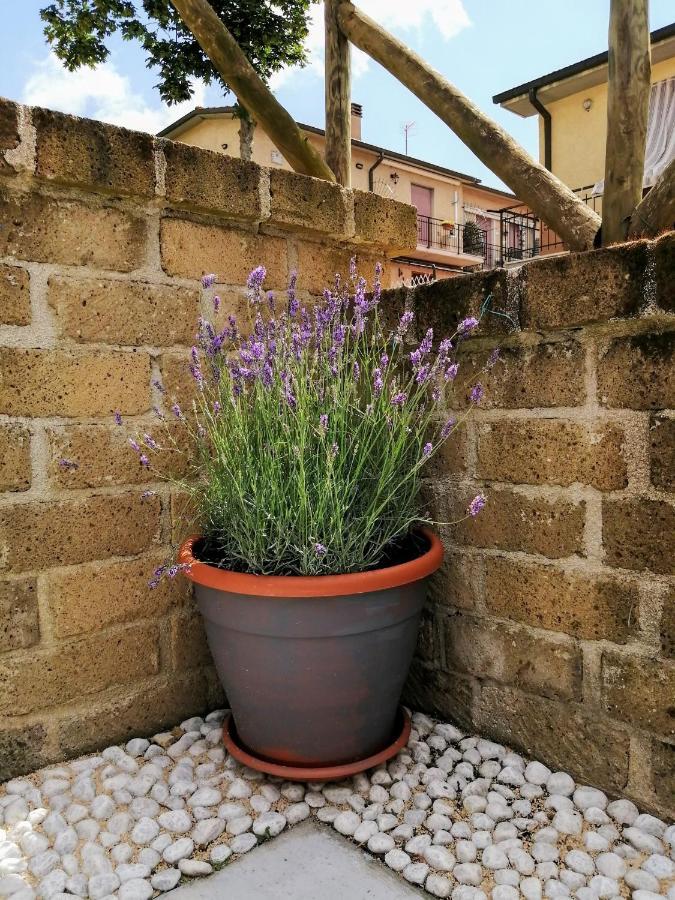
[[468, 493, 487, 517], [470, 382, 484, 404], [314, 542, 327, 556], [201, 273, 217, 289], [458, 316, 479, 334], [114, 411, 123, 426], [422, 442, 433, 457], [319, 414, 328, 432], [441, 417, 456, 439]]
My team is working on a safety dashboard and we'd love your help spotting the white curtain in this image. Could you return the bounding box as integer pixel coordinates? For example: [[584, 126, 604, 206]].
[[593, 75, 675, 195]]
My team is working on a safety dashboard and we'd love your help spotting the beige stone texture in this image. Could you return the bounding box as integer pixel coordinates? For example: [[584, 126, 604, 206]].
[[0, 492, 161, 573], [427, 548, 480, 612], [269, 169, 350, 237], [163, 140, 263, 220], [475, 684, 630, 792], [0, 577, 39, 651], [295, 241, 381, 294], [170, 608, 213, 671], [159, 353, 196, 413], [0, 722, 52, 781], [0, 263, 30, 325], [661, 586, 674, 659], [651, 739, 675, 818], [351, 190, 417, 252], [0, 188, 148, 271], [48, 275, 199, 346], [404, 659, 477, 733], [0, 97, 20, 175], [601, 651, 675, 737], [451, 487, 586, 559], [597, 331, 675, 410], [46, 554, 186, 638], [33, 107, 155, 196], [649, 414, 675, 491], [160, 218, 288, 288], [0, 622, 160, 716], [443, 613, 582, 701], [0, 424, 31, 491], [476, 420, 627, 489], [0, 348, 150, 416], [454, 339, 586, 409], [603, 497, 675, 575], [484, 556, 638, 643]]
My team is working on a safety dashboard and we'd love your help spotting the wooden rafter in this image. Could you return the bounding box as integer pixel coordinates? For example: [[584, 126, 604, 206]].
[[325, 0, 352, 186]]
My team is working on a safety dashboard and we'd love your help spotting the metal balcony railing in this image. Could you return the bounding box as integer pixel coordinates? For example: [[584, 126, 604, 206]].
[[416, 216, 486, 257]]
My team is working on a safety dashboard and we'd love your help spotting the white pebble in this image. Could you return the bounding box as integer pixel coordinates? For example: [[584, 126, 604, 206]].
[[162, 838, 194, 864], [230, 833, 257, 854], [403, 862, 429, 885], [454, 864, 483, 886], [424, 846, 455, 871], [385, 848, 411, 871], [572, 786, 607, 811], [546, 773, 574, 797], [333, 812, 361, 837], [88, 873, 120, 899], [642, 853, 675, 879], [178, 859, 213, 877], [492, 887, 519, 900], [158, 810, 192, 833], [521, 877, 543, 900], [426, 873, 452, 898], [151, 869, 181, 892], [368, 833, 395, 854]]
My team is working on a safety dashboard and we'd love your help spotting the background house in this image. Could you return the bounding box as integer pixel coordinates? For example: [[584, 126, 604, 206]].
[[158, 104, 520, 286]]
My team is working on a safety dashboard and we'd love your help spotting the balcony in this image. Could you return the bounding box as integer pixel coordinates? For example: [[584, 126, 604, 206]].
[[414, 215, 486, 265]]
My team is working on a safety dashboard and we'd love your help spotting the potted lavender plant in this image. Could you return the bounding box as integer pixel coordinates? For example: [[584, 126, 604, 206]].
[[127, 262, 491, 779]]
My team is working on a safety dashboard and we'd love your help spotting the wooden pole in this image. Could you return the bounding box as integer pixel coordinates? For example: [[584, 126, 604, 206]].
[[325, 0, 352, 186], [169, 0, 335, 182], [626, 156, 675, 238], [602, 0, 651, 245], [336, 1, 601, 251]]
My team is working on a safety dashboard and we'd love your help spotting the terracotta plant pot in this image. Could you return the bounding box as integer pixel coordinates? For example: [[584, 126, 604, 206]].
[[178, 528, 443, 775]]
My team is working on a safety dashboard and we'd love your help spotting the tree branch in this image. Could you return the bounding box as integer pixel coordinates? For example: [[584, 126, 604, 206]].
[[626, 156, 675, 238]]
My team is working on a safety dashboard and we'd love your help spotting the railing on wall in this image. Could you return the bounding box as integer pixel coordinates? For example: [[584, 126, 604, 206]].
[[416, 215, 486, 258]]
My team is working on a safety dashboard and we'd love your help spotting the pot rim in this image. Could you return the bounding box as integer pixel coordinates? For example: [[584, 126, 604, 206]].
[[177, 526, 443, 598]]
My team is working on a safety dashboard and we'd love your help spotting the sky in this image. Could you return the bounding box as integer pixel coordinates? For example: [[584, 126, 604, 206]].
[[0, 1, 673, 191]]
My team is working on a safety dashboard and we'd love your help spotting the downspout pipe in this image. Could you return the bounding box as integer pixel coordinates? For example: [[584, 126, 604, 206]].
[[368, 151, 385, 191], [529, 87, 552, 171]]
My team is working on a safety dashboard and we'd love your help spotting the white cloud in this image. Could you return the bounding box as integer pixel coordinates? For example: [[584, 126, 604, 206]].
[[23, 54, 206, 134], [270, 0, 471, 90]]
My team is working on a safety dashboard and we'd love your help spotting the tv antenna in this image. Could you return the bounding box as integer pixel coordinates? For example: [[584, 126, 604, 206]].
[[403, 121, 416, 155]]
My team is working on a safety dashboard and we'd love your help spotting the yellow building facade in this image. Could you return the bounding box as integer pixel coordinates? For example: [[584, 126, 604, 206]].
[[158, 106, 520, 285]]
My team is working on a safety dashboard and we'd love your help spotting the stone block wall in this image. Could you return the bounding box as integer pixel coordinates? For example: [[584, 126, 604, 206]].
[[397, 237, 674, 819], [0, 97, 417, 777]]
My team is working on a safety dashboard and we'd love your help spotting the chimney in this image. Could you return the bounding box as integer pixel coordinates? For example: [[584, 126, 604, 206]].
[[351, 102, 362, 141]]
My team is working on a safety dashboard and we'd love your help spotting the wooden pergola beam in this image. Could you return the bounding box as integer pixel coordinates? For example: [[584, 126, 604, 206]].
[[602, 0, 651, 245], [325, 0, 352, 186], [336, 0, 601, 251], [627, 156, 675, 238], [169, 0, 336, 182]]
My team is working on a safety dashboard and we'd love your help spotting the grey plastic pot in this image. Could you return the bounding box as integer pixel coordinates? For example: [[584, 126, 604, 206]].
[[179, 528, 443, 770]]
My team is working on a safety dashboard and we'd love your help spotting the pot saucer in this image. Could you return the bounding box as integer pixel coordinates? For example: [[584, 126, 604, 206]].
[[222, 708, 411, 782]]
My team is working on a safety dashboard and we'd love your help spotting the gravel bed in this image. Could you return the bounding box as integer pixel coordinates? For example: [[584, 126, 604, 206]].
[[1, 710, 673, 900]]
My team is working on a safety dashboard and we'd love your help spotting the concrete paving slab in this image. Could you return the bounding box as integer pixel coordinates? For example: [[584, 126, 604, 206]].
[[170, 821, 423, 899]]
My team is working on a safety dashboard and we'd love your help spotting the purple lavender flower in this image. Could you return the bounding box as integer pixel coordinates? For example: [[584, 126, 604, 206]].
[[444, 363, 459, 382], [467, 493, 487, 517], [487, 348, 500, 368], [114, 411, 122, 426], [314, 542, 327, 557], [319, 414, 328, 432], [201, 273, 217, 289], [396, 310, 414, 340], [213, 400, 221, 413], [391, 391, 407, 407], [420, 328, 433, 355], [380, 353, 389, 368], [441, 417, 456, 439], [432, 387, 441, 402], [128, 438, 141, 453], [353, 361, 360, 380], [190, 364, 204, 390], [139, 454, 150, 467], [141, 490, 155, 500], [261, 361, 273, 388], [143, 434, 159, 450], [152, 379, 166, 394], [422, 442, 433, 457], [458, 316, 479, 334], [58, 458, 78, 470], [171, 403, 182, 419], [349, 257, 357, 280], [287, 271, 299, 317], [247, 266, 266, 302], [152, 405, 165, 419], [415, 365, 430, 384], [470, 382, 484, 404], [373, 368, 384, 396], [213, 294, 221, 313]]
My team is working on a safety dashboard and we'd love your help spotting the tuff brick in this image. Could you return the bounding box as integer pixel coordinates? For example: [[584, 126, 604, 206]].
[[475, 684, 630, 791], [451, 487, 585, 559], [416, 609, 441, 665], [653, 230, 674, 314], [0, 622, 160, 715], [45, 555, 185, 638], [0, 578, 39, 652], [269, 169, 350, 237], [0, 188, 147, 271], [427, 547, 480, 611], [425, 427, 468, 476], [661, 586, 674, 659], [57, 670, 215, 757], [476, 420, 627, 490], [453, 339, 585, 409], [48, 276, 199, 346], [0, 723, 51, 781], [649, 415, 675, 491], [0, 97, 20, 174], [0, 492, 161, 574], [601, 651, 675, 737], [159, 353, 195, 412], [163, 141, 263, 219], [295, 241, 380, 295], [33, 108, 155, 196], [443, 613, 582, 701], [0, 425, 31, 491], [47, 422, 188, 489], [603, 498, 675, 575], [521, 241, 649, 329], [0, 263, 30, 325], [160, 218, 288, 288], [170, 608, 212, 670], [0, 348, 150, 416], [597, 331, 675, 410], [484, 556, 638, 643], [651, 740, 675, 818], [352, 190, 417, 252], [404, 659, 477, 733]]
